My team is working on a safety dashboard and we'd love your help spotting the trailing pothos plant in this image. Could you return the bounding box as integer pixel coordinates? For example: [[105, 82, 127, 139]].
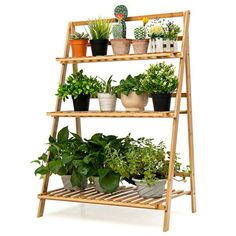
[[143, 62, 178, 94], [114, 73, 146, 96], [104, 134, 189, 186], [32, 126, 88, 188], [56, 69, 102, 100]]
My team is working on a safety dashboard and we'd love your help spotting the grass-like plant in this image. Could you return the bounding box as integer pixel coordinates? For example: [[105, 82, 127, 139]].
[[88, 17, 112, 40]]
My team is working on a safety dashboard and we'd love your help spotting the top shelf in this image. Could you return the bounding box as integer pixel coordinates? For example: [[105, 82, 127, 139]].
[[56, 52, 182, 64]]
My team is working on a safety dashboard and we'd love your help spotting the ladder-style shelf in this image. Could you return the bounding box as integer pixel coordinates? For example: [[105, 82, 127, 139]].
[[37, 11, 196, 232]]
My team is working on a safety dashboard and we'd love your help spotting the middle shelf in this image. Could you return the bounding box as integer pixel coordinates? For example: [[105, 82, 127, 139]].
[[47, 110, 188, 118]]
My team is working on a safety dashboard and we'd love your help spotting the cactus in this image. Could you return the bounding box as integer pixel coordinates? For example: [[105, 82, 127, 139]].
[[114, 5, 128, 38], [134, 26, 146, 40], [112, 23, 123, 39]]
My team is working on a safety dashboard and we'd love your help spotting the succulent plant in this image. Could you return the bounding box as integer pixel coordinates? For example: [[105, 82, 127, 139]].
[[114, 5, 128, 38], [112, 23, 123, 39], [70, 31, 89, 40], [134, 26, 146, 40]]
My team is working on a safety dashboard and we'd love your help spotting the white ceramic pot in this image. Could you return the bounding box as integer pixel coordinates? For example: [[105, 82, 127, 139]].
[[61, 175, 87, 191], [133, 178, 166, 198], [163, 40, 171, 52], [121, 92, 148, 111], [97, 93, 116, 111]]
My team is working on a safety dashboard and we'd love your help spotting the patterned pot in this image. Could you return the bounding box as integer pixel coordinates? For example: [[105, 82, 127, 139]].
[[150, 38, 163, 53], [133, 178, 167, 198], [97, 93, 117, 111], [111, 39, 131, 55]]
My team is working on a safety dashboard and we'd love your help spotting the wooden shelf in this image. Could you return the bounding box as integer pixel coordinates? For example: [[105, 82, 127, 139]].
[[38, 186, 190, 210], [47, 110, 188, 118], [56, 52, 182, 64]]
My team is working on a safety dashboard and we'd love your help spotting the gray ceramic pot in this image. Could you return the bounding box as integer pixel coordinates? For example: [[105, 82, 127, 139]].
[[61, 175, 87, 191], [91, 176, 105, 193], [133, 178, 166, 198]]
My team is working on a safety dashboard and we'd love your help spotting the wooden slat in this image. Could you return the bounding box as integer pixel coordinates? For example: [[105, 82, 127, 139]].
[[56, 52, 182, 64], [47, 110, 188, 118], [38, 186, 189, 211], [72, 12, 184, 26]]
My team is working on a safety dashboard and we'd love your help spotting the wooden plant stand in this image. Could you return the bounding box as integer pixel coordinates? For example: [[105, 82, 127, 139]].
[[37, 11, 196, 232]]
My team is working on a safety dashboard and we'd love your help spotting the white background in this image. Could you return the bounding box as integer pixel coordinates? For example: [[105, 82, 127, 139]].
[[0, 0, 236, 235]]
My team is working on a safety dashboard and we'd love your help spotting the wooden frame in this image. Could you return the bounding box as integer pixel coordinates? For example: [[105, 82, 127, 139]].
[[37, 11, 196, 232]]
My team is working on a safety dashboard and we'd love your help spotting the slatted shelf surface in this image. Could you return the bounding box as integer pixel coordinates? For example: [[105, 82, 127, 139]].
[[47, 110, 188, 118], [38, 186, 190, 210], [56, 52, 182, 64]]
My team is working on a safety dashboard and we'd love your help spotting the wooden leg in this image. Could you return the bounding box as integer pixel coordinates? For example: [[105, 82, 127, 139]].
[[185, 36, 197, 213], [163, 118, 179, 231], [76, 118, 82, 136]]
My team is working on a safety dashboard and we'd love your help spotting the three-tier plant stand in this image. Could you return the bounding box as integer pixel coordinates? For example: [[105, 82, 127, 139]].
[[37, 11, 196, 232]]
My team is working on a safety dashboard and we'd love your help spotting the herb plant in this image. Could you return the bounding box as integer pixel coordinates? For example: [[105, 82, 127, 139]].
[[143, 62, 178, 94], [163, 21, 181, 40], [99, 75, 116, 94], [88, 17, 112, 40], [115, 73, 146, 96], [70, 32, 89, 40], [56, 69, 102, 100]]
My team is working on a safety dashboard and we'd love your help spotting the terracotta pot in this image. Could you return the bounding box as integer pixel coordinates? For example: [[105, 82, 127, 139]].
[[70, 39, 88, 57], [111, 39, 131, 55], [121, 92, 148, 111], [132, 39, 149, 54]]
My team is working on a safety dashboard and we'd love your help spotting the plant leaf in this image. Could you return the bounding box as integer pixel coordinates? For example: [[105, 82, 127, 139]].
[[71, 169, 82, 187], [57, 126, 69, 143]]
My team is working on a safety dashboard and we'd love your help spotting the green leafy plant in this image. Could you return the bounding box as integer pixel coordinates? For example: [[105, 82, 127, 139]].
[[56, 69, 102, 100], [99, 75, 116, 94], [115, 73, 146, 96], [105, 135, 189, 186], [88, 17, 112, 40], [32, 127, 88, 187], [70, 32, 89, 40], [143, 62, 178, 94], [163, 21, 181, 40]]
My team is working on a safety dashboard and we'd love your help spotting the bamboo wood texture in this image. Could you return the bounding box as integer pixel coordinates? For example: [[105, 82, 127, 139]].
[[56, 52, 182, 64], [72, 12, 184, 26], [163, 11, 190, 232], [37, 22, 72, 218], [38, 186, 190, 211], [47, 110, 188, 118]]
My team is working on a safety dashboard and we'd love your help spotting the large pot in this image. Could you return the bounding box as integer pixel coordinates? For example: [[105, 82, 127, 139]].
[[132, 39, 149, 54], [70, 39, 88, 57], [151, 93, 172, 111], [111, 39, 131, 55], [90, 39, 109, 56], [133, 178, 166, 198], [61, 175, 87, 191], [97, 93, 116, 111], [72, 94, 90, 111], [121, 92, 148, 111]]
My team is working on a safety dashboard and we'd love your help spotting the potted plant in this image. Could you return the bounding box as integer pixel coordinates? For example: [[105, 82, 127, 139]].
[[97, 75, 117, 111], [110, 13, 131, 55], [132, 17, 149, 54], [70, 31, 89, 57], [32, 126, 88, 190], [88, 17, 111, 56], [81, 133, 122, 193], [105, 135, 189, 198], [163, 21, 181, 52], [115, 73, 148, 111], [143, 62, 178, 111], [56, 69, 102, 111]]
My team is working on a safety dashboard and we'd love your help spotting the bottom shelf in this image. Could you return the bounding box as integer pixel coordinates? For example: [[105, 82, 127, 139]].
[[38, 186, 190, 210]]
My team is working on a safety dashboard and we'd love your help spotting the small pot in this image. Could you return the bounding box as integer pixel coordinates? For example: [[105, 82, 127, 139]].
[[70, 39, 88, 57], [150, 38, 163, 53], [91, 176, 105, 193], [90, 39, 109, 56], [163, 40, 171, 52], [97, 93, 117, 111], [61, 175, 87, 191], [111, 39, 131, 55], [121, 92, 148, 111], [152, 93, 172, 111], [72, 94, 90, 111], [132, 39, 149, 54], [169, 40, 178, 52], [133, 178, 166, 198]]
